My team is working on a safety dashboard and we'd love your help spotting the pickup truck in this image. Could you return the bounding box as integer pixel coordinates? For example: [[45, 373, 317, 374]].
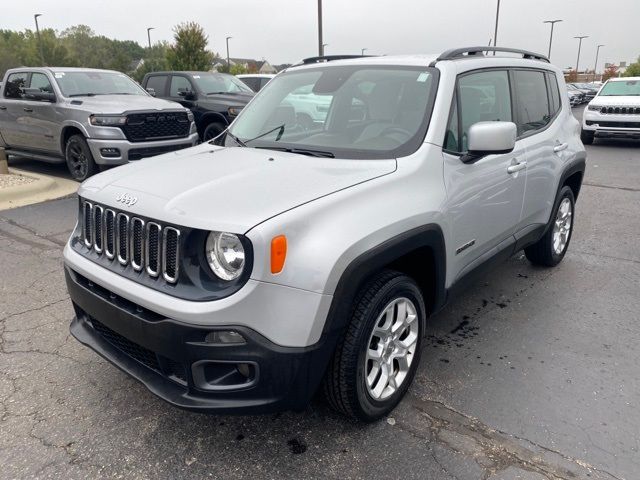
[[0, 67, 198, 181], [141, 71, 254, 141]]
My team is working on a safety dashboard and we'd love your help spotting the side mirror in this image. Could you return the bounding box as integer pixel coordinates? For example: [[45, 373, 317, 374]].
[[23, 87, 55, 102], [146, 87, 156, 97], [461, 121, 517, 163], [178, 89, 196, 100]]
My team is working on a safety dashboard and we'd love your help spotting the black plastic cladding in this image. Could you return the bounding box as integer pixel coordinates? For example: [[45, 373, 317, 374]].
[[72, 198, 253, 302]]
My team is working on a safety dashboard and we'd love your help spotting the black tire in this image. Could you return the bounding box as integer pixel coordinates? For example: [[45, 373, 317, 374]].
[[525, 186, 575, 267], [65, 134, 97, 182], [580, 128, 594, 145], [323, 270, 426, 422], [202, 122, 225, 142]]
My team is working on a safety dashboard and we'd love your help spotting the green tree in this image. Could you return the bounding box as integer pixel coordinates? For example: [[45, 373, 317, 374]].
[[623, 57, 640, 77], [166, 22, 214, 71], [229, 63, 247, 75], [131, 42, 170, 82]]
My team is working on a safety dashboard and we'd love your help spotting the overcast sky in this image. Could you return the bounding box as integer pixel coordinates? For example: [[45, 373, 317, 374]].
[[5, 0, 638, 70]]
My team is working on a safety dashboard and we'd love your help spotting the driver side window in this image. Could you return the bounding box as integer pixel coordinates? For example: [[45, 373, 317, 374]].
[[446, 70, 512, 153]]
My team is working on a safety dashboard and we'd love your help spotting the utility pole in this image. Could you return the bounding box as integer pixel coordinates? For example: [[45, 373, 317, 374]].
[[317, 0, 324, 56], [226, 36, 232, 71], [574, 35, 589, 74], [34, 14, 45, 66], [543, 19, 562, 59], [361, 48, 367, 56], [146, 27, 154, 49], [593, 44, 605, 82], [493, 0, 501, 53]]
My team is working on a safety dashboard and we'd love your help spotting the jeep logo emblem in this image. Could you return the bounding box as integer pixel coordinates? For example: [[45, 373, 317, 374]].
[[115, 193, 138, 207]]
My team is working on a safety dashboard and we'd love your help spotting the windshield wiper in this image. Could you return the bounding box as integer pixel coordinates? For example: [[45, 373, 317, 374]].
[[206, 91, 231, 95], [244, 124, 286, 144], [68, 93, 99, 97], [225, 130, 247, 147], [257, 146, 335, 158]]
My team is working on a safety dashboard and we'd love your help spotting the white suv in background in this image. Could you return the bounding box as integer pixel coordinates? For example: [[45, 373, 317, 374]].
[[64, 47, 586, 421], [582, 76, 640, 143]]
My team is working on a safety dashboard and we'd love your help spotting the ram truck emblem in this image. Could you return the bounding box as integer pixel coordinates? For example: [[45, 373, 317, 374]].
[[115, 193, 138, 207]]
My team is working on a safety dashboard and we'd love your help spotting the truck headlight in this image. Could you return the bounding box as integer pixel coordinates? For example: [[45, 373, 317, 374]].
[[228, 106, 243, 117], [205, 232, 245, 280], [89, 115, 127, 126], [587, 104, 601, 111], [187, 110, 194, 122]]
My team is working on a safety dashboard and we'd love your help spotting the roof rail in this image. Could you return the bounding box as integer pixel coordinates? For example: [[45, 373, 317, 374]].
[[431, 46, 549, 66], [296, 55, 374, 66]]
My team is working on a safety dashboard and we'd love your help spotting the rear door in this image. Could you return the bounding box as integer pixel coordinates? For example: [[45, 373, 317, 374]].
[[0, 72, 29, 148], [443, 69, 527, 281], [513, 69, 566, 231]]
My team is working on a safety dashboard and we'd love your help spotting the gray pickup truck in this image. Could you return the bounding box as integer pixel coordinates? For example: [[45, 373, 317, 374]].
[[0, 67, 198, 180]]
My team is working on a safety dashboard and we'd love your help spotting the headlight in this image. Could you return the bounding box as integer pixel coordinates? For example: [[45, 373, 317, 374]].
[[228, 106, 243, 117], [587, 104, 601, 111], [89, 115, 127, 126], [187, 110, 194, 122], [205, 232, 245, 280]]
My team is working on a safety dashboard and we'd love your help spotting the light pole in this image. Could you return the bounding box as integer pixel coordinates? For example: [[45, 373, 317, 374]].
[[493, 0, 501, 52], [317, 0, 324, 56], [543, 19, 562, 59], [593, 44, 605, 82], [574, 36, 589, 75], [34, 14, 45, 65], [146, 27, 154, 49], [226, 36, 232, 70], [361, 48, 368, 56]]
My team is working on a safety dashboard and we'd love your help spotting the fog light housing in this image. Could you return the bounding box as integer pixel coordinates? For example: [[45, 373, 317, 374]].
[[205, 330, 246, 345], [100, 147, 121, 158]]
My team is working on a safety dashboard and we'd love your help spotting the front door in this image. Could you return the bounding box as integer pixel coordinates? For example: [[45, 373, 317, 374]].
[[442, 69, 526, 282]]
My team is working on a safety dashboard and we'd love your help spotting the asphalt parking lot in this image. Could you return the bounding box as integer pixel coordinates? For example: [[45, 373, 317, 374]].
[[1, 106, 639, 480]]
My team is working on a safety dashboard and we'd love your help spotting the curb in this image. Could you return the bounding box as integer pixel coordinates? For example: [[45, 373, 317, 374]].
[[0, 168, 79, 211]]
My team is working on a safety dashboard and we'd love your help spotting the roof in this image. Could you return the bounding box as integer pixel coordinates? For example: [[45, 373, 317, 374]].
[[146, 71, 234, 77], [236, 74, 276, 79]]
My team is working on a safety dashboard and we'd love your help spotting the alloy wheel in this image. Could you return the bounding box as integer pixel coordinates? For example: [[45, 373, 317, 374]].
[[552, 197, 572, 255]]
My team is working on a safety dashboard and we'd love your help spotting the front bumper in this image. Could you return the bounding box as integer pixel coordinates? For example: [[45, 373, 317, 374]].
[[583, 112, 640, 138], [65, 266, 338, 414], [86, 132, 199, 165]]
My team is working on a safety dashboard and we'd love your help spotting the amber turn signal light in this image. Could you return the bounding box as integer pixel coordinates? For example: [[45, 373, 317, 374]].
[[271, 235, 287, 274]]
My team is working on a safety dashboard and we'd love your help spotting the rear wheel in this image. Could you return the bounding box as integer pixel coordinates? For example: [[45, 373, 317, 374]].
[[202, 122, 225, 142], [525, 186, 575, 267], [65, 135, 97, 182], [323, 270, 425, 421], [580, 128, 594, 145]]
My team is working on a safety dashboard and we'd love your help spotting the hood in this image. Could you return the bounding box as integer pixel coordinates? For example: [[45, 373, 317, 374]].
[[590, 95, 640, 106], [66, 94, 187, 114], [79, 144, 396, 233], [202, 92, 254, 105]]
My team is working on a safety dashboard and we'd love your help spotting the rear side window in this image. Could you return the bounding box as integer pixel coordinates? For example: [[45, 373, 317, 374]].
[[546, 72, 561, 115], [452, 70, 512, 152], [512, 70, 551, 135], [4, 72, 28, 99], [145, 75, 168, 96], [240, 77, 260, 91]]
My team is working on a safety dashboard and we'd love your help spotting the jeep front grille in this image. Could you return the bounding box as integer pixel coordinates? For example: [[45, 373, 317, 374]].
[[599, 106, 640, 115], [80, 200, 180, 283]]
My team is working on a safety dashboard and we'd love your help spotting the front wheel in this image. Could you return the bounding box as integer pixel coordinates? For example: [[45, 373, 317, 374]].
[[65, 135, 97, 182], [525, 186, 575, 267], [202, 122, 225, 142], [323, 270, 425, 421], [580, 128, 594, 145]]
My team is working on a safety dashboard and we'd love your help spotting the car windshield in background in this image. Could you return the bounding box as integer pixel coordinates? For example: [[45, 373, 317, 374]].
[[599, 80, 640, 96], [192, 73, 252, 94], [225, 65, 437, 159], [53, 71, 146, 97]]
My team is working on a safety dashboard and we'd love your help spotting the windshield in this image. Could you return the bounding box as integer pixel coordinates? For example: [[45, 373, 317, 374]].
[[599, 80, 640, 96], [224, 65, 437, 159], [53, 71, 146, 97], [192, 73, 252, 94]]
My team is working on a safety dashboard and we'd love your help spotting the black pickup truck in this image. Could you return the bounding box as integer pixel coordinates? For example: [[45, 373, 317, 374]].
[[141, 71, 254, 141]]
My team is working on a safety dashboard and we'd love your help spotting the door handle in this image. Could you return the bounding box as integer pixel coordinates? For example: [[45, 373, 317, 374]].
[[23, 107, 33, 113], [507, 161, 527, 174], [553, 143, 568, 152], [0, 106, 6, 110]]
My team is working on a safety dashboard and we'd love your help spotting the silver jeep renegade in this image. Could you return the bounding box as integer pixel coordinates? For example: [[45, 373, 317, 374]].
[[64, 47, 586, 421]]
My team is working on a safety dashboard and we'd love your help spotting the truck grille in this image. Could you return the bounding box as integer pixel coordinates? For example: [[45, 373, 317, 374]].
[[598, 106, 640, 115], [121, 112, 190, 142], [80, 200, 180, 283]]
